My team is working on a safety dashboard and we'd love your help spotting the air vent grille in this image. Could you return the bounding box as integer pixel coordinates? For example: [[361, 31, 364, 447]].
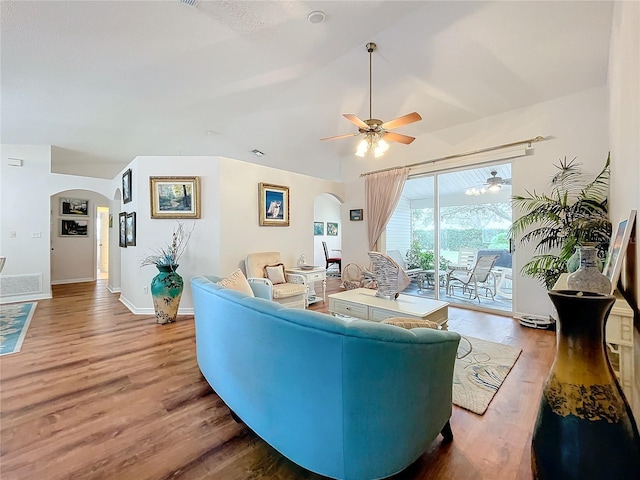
[[179, 0, 199, 7]]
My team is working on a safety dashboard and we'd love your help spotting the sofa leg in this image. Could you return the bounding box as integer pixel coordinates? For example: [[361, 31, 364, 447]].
[[440, 420, 453, 442], [229, 409, 243, 424]]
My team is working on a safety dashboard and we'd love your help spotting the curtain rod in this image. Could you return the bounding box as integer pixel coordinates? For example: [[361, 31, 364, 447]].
[[360, 135, 546, 177]]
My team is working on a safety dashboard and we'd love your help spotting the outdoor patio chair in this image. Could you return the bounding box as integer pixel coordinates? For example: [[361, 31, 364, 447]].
[[446, 254, 499, 302]]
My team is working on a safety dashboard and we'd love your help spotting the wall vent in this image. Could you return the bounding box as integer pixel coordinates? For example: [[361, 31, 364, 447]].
[[179, 0, 199, 7], [1, 274, 43, 297]]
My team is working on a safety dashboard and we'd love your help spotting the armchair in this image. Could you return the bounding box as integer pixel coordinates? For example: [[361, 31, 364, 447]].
[[245, 252, 307, 309], [446, 254, 499, 302]]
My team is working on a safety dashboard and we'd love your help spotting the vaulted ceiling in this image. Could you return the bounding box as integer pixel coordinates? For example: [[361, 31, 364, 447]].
[[1, 1, 613, 181]]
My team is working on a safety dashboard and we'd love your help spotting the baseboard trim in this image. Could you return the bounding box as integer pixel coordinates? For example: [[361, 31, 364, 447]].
[[118, 295, 193, 316], [1, 293, 52, 305], [107, 285, 121, 294], [51, 277, 95, 285]]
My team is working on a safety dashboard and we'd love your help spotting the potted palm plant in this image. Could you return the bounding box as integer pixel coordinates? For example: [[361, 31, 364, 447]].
[[510, 155, 611, 290]]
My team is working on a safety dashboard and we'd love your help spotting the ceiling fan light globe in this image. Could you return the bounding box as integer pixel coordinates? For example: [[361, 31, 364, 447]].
[[488, 183, 501, 192]]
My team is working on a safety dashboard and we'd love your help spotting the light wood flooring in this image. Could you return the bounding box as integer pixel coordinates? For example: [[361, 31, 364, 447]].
[[0, 279, 556, 480]]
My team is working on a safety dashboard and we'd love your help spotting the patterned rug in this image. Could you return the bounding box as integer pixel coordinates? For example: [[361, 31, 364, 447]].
[[453, 335, 522, 415], [0, 302, 37, 356]]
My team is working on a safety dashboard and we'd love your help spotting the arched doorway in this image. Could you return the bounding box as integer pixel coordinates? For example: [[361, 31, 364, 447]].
[[313, 193, 342, 276]]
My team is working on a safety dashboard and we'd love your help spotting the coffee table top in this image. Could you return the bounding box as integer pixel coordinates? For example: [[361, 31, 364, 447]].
[[329, 288, 448, 317]]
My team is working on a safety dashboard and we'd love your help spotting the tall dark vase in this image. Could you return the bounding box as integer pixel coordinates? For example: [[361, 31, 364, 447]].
[[150, 265, 184, 324], [532, 290, 640, 479]]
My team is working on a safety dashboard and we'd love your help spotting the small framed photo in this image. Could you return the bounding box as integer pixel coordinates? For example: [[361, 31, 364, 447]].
[[602, 209, 636, 294], [60, 198, 89, 216], [119, 212, 127, 248], [122, 169, 133, 204], [60, 219, 88, 236], [125, 212, 136, 246], [150, 176, 200, 219], [109, 214, 113, 228], [327, 222, 338, 236], [314, 222, 324, 236], [259, 182, 289, 226], [350, 209, 363, 221]]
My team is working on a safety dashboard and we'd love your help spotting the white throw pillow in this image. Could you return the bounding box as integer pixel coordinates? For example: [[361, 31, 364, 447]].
[[217, 268, 255, 297], [264, 263, 286, 285]]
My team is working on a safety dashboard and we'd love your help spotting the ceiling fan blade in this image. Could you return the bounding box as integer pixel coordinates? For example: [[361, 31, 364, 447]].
[[504, 178, 512, 185], [343, 114, 369, 130], [381, 112, 422, 130], [320, 132, 360, 142], [382, 131, 415, 145]]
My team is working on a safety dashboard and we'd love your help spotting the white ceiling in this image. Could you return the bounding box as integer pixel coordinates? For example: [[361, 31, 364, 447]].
[[1, 1, 613, 181]]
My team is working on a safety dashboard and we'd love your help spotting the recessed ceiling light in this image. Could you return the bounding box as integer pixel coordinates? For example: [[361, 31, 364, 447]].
[[251, 149, 265, 156], [307, 11, 326, 24]]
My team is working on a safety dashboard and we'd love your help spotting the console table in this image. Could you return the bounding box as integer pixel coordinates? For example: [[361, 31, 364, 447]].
[[553, 273, 637, 416], [328, 288, 449, 329], [286, 267, 326, 306]]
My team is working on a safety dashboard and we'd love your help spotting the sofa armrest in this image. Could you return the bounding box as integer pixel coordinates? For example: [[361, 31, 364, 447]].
[[247, 277, 274, 300], [285, 273, 306, 285]]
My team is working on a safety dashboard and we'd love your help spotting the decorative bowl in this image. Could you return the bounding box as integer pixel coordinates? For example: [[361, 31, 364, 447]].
[[299, 265, 316, 270]]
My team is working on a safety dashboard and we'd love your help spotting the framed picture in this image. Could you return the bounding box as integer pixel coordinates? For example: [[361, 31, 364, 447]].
[[314, 222, 324, 236], [327, 222, 338, 236], [109, 214, 113, 228], [60, 219, 88, 236], [60, 198, 89, 216], [350, 209, 363, 221], [602, 209, 636, 294], [119, 212, 127, 248], [125, 212, 136, 246], [259, 182, 289, 226], [150, 176, 200, 219], [122, 169, 132, 204]]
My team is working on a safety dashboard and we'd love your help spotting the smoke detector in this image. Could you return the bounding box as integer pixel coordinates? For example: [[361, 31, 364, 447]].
[[307, 11, 326, 24]]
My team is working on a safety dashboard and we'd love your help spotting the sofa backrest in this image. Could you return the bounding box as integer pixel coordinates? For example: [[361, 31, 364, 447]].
[[190, 275, 460, 480]]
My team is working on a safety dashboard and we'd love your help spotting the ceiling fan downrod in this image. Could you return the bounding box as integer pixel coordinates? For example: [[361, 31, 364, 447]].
[[366, 42, 376, 121]]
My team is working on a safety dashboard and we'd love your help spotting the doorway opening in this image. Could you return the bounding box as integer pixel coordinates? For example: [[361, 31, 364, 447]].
[[97, 207, 109, 280]]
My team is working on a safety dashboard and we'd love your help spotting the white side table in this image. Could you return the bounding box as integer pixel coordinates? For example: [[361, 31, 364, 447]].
[[285, 267, 327, 306]]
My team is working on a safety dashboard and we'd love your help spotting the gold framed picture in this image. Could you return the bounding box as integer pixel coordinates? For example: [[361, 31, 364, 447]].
[[150, 176, 200, 219], [259, 182, 289, 226]]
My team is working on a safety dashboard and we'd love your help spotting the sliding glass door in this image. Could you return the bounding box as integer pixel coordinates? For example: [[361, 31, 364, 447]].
[[386, 163, 512, 313]]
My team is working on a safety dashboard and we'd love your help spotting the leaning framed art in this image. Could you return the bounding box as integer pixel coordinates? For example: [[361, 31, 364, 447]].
[[602, 209, 636, 294], [259, 182, 289, 226], [150, 176, 200, 219]]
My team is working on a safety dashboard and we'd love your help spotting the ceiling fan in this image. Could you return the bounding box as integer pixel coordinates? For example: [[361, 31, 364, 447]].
[[321, 42, 422, 157], [465, 170, 512, 195]]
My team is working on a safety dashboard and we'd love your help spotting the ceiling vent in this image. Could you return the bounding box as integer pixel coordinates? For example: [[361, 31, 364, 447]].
[[179, 0, 200, 7]]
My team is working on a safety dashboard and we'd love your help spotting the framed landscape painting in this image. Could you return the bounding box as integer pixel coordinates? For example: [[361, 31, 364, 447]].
[[60, 198, 89, 216], [259, 183, 289, 226], [125, 212, 136, 246], [150, 176, 200, 219], [314, 222, 324, 236], [350, 209, 363, 221], [60, 219, 88, 236], [119, 212, 127, 247], [122, 169, 132, 204]]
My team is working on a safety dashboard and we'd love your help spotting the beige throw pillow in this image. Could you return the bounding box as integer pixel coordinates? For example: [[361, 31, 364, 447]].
[[381, 317, 439, 330], [264, 263, 286, 285], [217, 268, 255, 297]]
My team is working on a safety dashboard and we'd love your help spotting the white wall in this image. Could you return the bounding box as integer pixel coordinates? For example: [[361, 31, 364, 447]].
[[340, 86, 609, 318], [116, 155, 344, 314], [608, 1, 639, 306], [313, 193, 342, 267], [0, 145, 112, 303], [51, 189, 110, 284]]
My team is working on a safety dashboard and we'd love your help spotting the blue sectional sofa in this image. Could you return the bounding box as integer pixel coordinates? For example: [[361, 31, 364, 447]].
[[191, 275, 461, 480]]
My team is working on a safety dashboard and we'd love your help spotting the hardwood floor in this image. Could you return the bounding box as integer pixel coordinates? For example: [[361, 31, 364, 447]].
[[0, 279, 556, 480]]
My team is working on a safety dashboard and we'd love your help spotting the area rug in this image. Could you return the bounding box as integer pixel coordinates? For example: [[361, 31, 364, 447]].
[[452, 335, 522, 415], [0, 302, 37, 356]]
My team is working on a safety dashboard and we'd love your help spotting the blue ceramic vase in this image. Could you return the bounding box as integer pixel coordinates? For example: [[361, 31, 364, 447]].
[[150, 265, 184, 324]]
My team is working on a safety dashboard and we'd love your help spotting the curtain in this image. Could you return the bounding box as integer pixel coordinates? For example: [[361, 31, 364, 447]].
[[365, 167, 409, 251]]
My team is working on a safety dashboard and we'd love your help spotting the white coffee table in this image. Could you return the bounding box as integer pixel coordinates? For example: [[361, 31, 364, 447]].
[[328, 288, 449, 329]]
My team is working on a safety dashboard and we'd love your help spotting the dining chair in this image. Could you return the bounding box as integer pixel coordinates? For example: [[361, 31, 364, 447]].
[[322, 241, 341, 273]]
